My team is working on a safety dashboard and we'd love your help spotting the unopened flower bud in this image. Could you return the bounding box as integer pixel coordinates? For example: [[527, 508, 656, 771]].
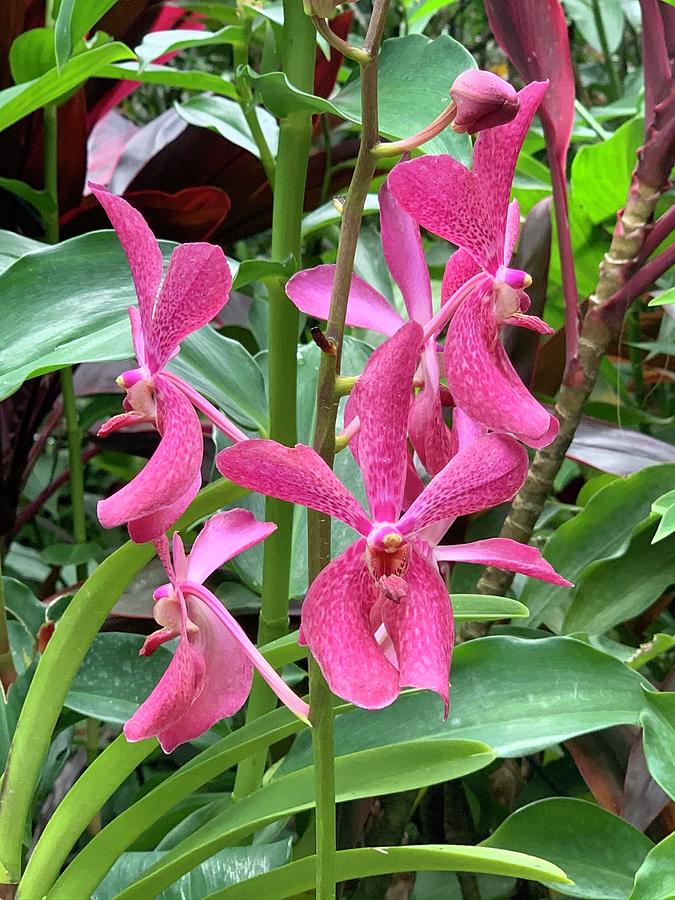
[[303, 0, 338, 17], [450, 69, 519, 134]]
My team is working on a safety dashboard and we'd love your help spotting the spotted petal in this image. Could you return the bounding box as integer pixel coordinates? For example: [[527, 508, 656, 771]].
[[187, 509, 276, 585], [434, 537, 572, 586]]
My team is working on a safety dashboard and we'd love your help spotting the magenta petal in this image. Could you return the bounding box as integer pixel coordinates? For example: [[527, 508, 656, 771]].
[[97, 377, 203, 534], [397, 433, 528, 537], [445, 288, 559, 448], [408, 343, 452, 476], [301, 541, 400, 709], [379, 181, 432, 324], [124, 622, 207, 752], [285, 265, 405, 337], [217, 440, 372, 536], [128, 474, 201, 544], [89, 184, 163, 340], [146, 243, 232, 372], [441, 249, 482, 304], [383, 549, 452, 712], [503, 199, 521, 263], [353, 321, 423, 521], [434, 537, 572, 586], [187, 509, 276, 585]]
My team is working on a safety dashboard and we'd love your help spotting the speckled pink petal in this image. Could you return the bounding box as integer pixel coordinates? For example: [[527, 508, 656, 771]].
[[354, 320, 423, 521], [187, 509, 276, 585], [97, 376, 203, 532], [503, 199, 521, 263], [449, 408, 486, 457], [153, 595, 254, 752], [89, 184, 163, 336], [301, 540, 400, 709], [379, 181, 432, 324], [146, 242, 232, 373], [434, 537, 571, 586], [397, 433, 528, 538], [445, 289, 559, 448], [128, 474, 201, 544], [382, 549, 452, 713], [216, 440, 371, 536], [408, 343, 452, 476], [128, 306, 147, 365], [285, 265, 405, 336], [472, 81, 548, 255], [97, 409, 153, 438], [441, 249, 482, 304]]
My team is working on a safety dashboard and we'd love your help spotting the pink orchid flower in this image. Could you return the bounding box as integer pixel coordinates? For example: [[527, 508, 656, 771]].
[[388, 81, 560, 449], [125, 509, 310, 753], [91, 184, 247, 543], [217, 322, 567, 713], [286, 182, 475, 475]]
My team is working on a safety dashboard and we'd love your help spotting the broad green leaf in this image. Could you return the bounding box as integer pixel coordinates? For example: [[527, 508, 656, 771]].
[[92, 840, 292, 900], [563, 0, 626, 52], [639, 690, 675, 800], [651, 487, 675, 541], [208, 845, 571, 900], [10, 28, 57, 84], [520, 464, 675, 630], [482, 798, 652, 899], [176, 96, 279, 158], [408, 0, 459, 32], [626, 633, 675, 669], [97, 62, 239, 99], [629, 832, 675, 900], [301, 194, 379, 238], [0, 176, 55, 214], [54, 0, 118, 71], [278, 636, 673, 772], [135, 26, 246, 67], [111, 739, 495, 899], [0, 230, 43, 274], [65, 633, 173, 724], [244, 34, 474, 161], [648, 286, 675, 307], [232, 257, 295, 291], [562, 519, 675, 633], [0, 41, 133, 133], [2, 577, 45, 642], [41, 541, 103, 567], [571, 117, 644, 225]]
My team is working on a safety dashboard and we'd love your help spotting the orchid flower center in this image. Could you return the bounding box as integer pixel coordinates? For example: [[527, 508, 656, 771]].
[[495, 265, 532, 291], [119, 377, 157, 421], [365, 525, 411, 603]]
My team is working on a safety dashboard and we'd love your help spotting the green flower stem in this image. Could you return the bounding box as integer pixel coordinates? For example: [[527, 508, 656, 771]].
[[307, 5, 390, 898], [233, 0, 317, 799], [0, 479, 246, 885], [0, 556, 17, 694], [233, 27, 276, 187]]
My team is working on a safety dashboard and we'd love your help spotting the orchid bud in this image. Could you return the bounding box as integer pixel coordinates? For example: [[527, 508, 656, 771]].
[[303, 0, 338, 17], [450, 70, 519, 134]]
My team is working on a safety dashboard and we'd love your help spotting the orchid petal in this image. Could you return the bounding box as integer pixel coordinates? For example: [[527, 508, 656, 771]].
[[449, 408, 487, 456], [382, 549, 452, 713], [504, 199, 521, 263], [98, 376, 203, 535], [187, 509, 276, 585], [300, 540, 400, 709], [286, 265, 405, 337], [445, 289, 559, 448], [128, 474, 201, 544], [408, 342, 452, 476], [129, 306, 146, 364], [441, 249, 482, 304], [146, 243, 232, 372], [379, 180, 432, 324], [353, 321, 423, 521], [434, 537, 572, 586], [97, 409, 153, 438], [90, 183, 163, 343], [397, 434, 528, 537], [217, 440, 372, 536]]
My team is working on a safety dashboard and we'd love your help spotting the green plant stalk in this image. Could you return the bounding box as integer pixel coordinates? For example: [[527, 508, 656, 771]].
[[233, 31, 276, 187], [0, 479, 246, 885], [233, 0, 316, 799], [0, 556, 17, 695], [306, 5, 390, 897], [591, 0, 621, 100]]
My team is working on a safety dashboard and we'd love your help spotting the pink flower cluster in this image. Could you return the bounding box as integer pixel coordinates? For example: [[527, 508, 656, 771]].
[[93, 73, 569, 751]]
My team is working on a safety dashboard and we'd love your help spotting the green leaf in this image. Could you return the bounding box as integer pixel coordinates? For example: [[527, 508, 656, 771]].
[[207, 845, 571, 900], [648, 286, 675, 307], [0, 230, 44, 275], [0, 41, 133, 133], [571, 117, 644, 225], [639, 689, 675, 800], [0, 176, 55, 214], [232, 256, 295, 291], [629, 832, 675, 900], [278, 636, 673, 772], [563, 0, 625, 52], [111, 740, 496, 899], [244, 34, 474, 161], [97, 62, 239, 99], [91, 840, 292, 900], [9, 28, 56, 84], [54, 0, 118, 71], [301, 194, 380, 238], [520, 465, 675, 630], [452, 595, 529, 621], [562, 519, 675, 633], [651, 487, 675, 541], [135, 26, 246, 67], [626, 633, 675, 669], [176, 96, 279, 158], [65, 634, 174, 724], [2, 577, 45, 642], [482, 798, 652, 899], [41, 542, 102, 567]]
